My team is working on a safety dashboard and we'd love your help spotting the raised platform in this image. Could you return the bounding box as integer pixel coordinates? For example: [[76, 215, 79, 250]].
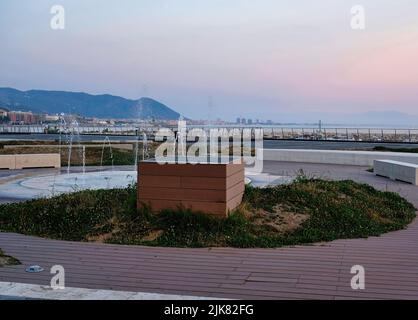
[[138, 158, 245, 217], [374, 160, 418, 185], [2, 162, 418, 299], [0, 154, 61, 170], [260, 149, 418, 166]]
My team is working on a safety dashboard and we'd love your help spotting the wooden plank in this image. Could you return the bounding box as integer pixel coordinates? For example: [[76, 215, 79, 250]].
[[139, 162, 228, 178], [138, 198, 227, 216], [180, 171, 244, 190], [139, 171, 244, 191], [226, 163, 245, 178], [227, 192, 245, 212], [139, 175, 181, 188], [138, 182, 244, 203]]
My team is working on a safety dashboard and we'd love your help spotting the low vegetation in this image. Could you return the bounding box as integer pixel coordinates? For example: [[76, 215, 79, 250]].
[[0, 140, 159, 166], [0, 177, 415, 248], [0, 249, 20, 267], [373, 146, 418, 153]]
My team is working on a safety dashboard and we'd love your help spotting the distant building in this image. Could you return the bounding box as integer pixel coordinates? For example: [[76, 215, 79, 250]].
[[0, 108, 9, 123], [236, 117, 241, 124], [43, 114, 60, 122], [241, 118, 246, 125], [247, 119, 253, 125], [8, 111, 41, 124]]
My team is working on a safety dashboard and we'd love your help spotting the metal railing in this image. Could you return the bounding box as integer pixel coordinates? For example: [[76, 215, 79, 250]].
[[1, 124, 418, 143], [263, 127, 418, 143]]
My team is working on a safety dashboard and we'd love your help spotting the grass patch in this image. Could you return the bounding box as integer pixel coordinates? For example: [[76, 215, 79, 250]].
[[0, 249, 20, 267], [0, 179, 415, 248], [373, 146, 418, 153], [0, 142, 159, 167], [62, 147, 135, 167]]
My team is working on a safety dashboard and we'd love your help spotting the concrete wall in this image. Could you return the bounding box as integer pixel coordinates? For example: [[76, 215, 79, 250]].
[[4, 144, 134, 151], [260, 149, 418, 166], [0, 155, 16, 170], [0, 154, 61, 170], [374, 160, 418, 185]]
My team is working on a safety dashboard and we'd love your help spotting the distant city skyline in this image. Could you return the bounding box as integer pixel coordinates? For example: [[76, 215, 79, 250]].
[[1, 0, 418, 121]]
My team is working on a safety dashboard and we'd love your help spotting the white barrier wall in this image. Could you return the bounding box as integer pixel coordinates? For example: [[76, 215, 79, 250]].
[[0, 154, 61, 170], [259, 149, 418, 166], [0, 155, 15, 170], [374, 160, 418, 185]]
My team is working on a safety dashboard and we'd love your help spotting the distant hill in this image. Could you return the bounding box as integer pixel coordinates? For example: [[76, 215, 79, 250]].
[[0, 87, 181, 120]]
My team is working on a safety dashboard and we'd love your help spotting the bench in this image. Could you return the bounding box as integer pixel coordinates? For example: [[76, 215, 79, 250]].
[[0, 154, 61, 170], [259, 149, 418, 166], [374, 160, 418, 185]]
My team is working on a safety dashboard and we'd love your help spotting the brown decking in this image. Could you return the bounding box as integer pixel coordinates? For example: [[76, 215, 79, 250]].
[[1, 162, 418, 300]]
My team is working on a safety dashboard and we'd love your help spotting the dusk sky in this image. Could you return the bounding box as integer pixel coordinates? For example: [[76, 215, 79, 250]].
[[1, 0, 417, 121]]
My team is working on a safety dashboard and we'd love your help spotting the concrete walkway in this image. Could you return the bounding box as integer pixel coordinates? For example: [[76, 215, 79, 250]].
[[0, 282, 217, 300], [1, 162, 418, 300]]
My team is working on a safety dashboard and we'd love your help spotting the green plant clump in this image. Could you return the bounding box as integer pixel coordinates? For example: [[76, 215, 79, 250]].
[[0, 179, 415, 248], [0, 249, 21, 267]]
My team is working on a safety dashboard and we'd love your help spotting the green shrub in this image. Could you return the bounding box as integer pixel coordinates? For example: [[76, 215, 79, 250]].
[[0, 179, 415, 248]]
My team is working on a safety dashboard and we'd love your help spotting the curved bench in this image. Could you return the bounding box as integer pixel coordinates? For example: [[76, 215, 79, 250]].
[[374, 159, 418, 185]]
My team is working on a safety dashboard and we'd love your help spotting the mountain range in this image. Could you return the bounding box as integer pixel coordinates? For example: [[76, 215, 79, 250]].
[[0, 88, 180, 120], [1, 87, 416, 126]]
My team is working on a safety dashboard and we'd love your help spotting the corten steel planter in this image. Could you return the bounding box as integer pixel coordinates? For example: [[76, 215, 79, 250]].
[[138, 158, 245, 217]]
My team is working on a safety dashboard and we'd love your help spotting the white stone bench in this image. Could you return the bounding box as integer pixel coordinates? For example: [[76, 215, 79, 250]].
[[374, 160, 418, 185], [259, 149, 418, 166], [0, 154, 61, 170]]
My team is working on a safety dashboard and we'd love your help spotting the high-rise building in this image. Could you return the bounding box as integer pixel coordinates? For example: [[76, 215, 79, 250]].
[[236, 117, 241, 124]]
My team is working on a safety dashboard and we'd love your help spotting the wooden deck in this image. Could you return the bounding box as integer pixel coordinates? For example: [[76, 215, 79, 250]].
[[1, 162, 418, 300]]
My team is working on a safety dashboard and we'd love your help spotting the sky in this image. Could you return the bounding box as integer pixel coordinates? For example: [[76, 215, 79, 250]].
[[0, 0, 418, 121]]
